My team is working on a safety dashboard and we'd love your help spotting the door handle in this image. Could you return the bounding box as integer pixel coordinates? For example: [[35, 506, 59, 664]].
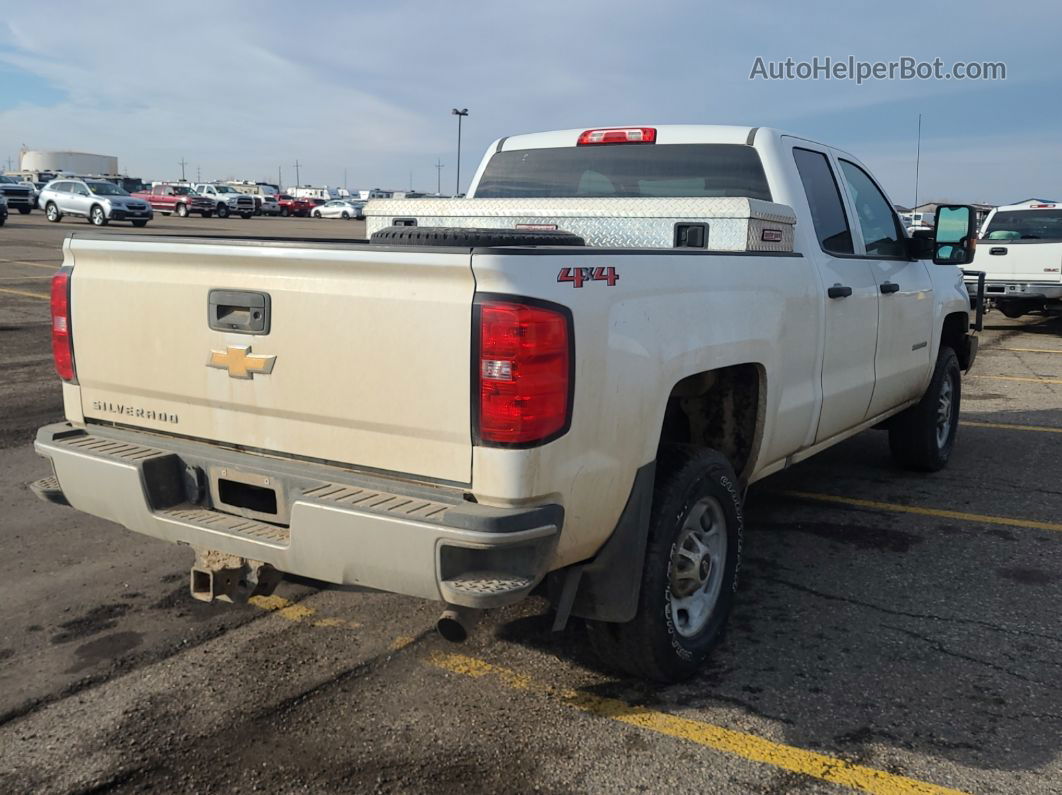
[[827, 284, 853, 299], [989, 247, 1008, 255], [880, 281, 900, 294]]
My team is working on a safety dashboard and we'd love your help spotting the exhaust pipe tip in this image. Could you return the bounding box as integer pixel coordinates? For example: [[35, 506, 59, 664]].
[[436, 605, 480, 643]]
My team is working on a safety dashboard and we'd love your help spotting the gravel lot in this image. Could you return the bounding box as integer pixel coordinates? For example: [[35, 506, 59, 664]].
[[1, 212, 1059, 793]]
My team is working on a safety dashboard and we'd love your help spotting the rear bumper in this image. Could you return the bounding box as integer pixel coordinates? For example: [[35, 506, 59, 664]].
[[34, 423, 561, 608], [966, 279, 1062, 301]]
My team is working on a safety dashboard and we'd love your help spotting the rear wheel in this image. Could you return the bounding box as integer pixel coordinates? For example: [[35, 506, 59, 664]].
[[888, 346, 961, 472], [280, 207, 290, 217], [586, 446, 743, 682], [997, 302, 1027, 319], [46, 202, 62, 223], [90, 205, 108, 226], [341, 211, 350, 220], [176, 203, 189, 218], [216, 204, 230, 219], [311, 209, 321, 218]]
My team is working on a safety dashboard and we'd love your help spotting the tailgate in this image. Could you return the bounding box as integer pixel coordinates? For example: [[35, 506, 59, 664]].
[[67, 236, 475, 483], [975, 242, 1062, 283]]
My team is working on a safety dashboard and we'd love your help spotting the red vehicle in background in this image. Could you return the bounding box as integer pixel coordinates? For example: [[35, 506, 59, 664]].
[[276, 194, 314, 217], [133, 184, 216, 218]]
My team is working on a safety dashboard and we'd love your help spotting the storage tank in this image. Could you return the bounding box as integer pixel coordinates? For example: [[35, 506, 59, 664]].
[[19, 150, 119, 175]]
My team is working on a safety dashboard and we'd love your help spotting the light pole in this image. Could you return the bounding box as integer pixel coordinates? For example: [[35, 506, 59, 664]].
[[451, 108, 468, 196], [435, 159, 444, 195]]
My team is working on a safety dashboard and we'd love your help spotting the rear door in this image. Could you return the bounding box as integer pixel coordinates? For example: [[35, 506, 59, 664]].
[[69, 238, 477, 483], [791, 146, 879, 443], [835, 158, 934, 416]]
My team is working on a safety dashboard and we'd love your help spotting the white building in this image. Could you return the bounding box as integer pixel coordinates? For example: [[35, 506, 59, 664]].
[[20, 150, 119, 176]]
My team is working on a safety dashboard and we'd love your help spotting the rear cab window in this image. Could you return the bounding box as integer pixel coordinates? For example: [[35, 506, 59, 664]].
[[792, 148, 854, 255], [983, 209, 1062, 241], [474, 144, 772, 200]]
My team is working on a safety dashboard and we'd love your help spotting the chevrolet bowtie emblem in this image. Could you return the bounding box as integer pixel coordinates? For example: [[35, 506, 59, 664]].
[[206, 345, 276, 380]]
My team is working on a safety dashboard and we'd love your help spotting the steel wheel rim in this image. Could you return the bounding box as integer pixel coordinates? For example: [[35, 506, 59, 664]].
[[669, 496, 728, 638], [936, 374, 954, 448]]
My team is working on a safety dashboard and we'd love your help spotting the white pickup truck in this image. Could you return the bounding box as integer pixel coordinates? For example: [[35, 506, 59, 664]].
[[966, 199, 1062, 317], [32, 125, 980, 682], [191, 183, 257, 219]]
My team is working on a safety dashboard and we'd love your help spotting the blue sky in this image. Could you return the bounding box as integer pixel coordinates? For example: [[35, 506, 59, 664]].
[[1, 1, 1059, 204]]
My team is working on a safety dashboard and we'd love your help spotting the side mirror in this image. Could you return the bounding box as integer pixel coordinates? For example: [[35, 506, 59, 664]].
[[932, 205, 977, 265]]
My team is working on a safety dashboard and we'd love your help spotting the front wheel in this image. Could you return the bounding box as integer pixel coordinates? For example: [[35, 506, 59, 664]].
[[311, 209, 321, 218], [341, 211, 350, 220], [46, 203, 62, 223], [90, 206, 108, 226], [586, 446, 743, 682], [280, 207, 290, 217], [216, 204, 230, 219], [176, 203, 189, 218], [888, 346, 961, 472]]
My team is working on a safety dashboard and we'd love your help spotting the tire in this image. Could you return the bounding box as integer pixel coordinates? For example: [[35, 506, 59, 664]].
[[311, 209, 321, 218], [176, 203, 189, 218], [370, 226, 585, 248], [280, 207, 290, 217], [131, 219, 149, 227], [90, 205, 108, 226], [240, 212, 252, 219], [216, 204, 230, 219], [888, 346, 961, 472], [46, 202, 62, 223], [341, 211, 350, 220], [18, 206, 32, 215], [585, 446, 743, 682]]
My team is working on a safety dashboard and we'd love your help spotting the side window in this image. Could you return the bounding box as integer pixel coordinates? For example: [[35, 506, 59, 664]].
[[792, 148, 854, 255], [838, 160, 906, 258]]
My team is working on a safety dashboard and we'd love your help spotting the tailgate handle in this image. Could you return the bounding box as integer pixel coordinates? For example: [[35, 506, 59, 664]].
[[208, 290, 271, 334]]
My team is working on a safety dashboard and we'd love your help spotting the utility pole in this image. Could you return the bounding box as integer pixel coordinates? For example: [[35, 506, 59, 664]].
[[409, 170, 413, 191], [451, 108, 468, 196], [196, 166, 201, 183], [5, 156, 13, 172], [343, 167, 348, 193], [278, 165, 283, 190], [913, 113, 922, 210], [178, 157, 188, 181], [435, 159, 444, 195], [293, 159, 302, 188]]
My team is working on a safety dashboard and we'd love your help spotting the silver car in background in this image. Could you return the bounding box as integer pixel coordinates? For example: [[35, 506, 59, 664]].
[[310, 198, 365, 219], [40, 178, 153, 227]]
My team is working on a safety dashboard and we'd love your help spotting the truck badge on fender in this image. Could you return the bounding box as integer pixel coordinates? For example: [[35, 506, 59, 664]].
[[558, 266, 619, 287], [206, 345, 276, 380]]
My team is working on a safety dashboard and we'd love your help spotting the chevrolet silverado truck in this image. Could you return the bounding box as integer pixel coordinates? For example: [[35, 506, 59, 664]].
[[965, 199, 1062, 318], [32, 125, 981, 682], [134, 184, 217, 218]]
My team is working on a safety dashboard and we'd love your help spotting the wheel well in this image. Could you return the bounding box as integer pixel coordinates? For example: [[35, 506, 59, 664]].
[[941, 312, 971, 369], [659, 364, 764, 480]]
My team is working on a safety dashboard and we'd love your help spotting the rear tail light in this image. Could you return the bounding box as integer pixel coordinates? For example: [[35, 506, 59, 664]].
[[475, 297, 573, 446], [577, 127, 656, 145], [50, 267, 76, 382]]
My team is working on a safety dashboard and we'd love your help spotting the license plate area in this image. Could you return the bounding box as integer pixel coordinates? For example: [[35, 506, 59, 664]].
[[208, 466, 289, 525]]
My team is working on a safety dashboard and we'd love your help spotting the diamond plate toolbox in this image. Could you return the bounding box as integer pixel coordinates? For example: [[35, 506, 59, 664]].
[[364, 197, 796, 252]]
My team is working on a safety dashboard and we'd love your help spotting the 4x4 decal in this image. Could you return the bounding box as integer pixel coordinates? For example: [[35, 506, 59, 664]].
[[557, 266, 619, 288]]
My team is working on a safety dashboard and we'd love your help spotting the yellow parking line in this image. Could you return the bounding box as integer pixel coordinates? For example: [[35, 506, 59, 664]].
[[0, 286, 49, 300], [995, 347, 1062, 355], [969, 374, 1062, 385], [782, 491, 1062, 533], [248, 594, 360, 629], [963, 420, 1062, 434], [430, 652, 964, 795]]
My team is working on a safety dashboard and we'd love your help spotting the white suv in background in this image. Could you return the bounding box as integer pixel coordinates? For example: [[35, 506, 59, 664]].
[[39, 178, 153, 227]]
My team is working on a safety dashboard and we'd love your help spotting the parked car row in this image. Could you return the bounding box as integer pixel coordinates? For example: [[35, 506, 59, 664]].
[[4, 176, 367, 227]]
